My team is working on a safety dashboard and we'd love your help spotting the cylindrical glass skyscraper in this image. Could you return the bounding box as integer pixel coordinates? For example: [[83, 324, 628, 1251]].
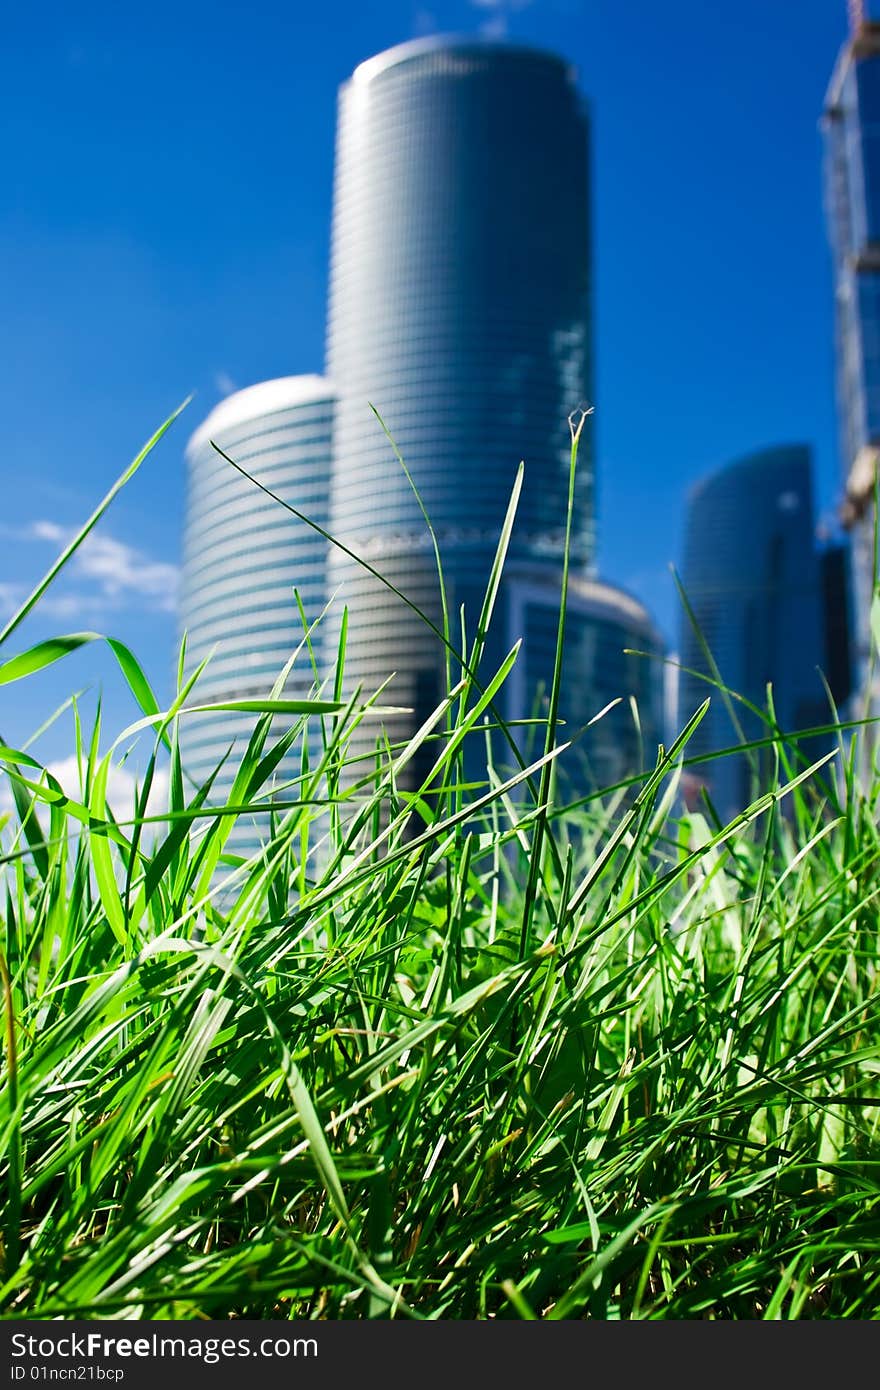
[[503, 565, 664, 791], [678, 445, 828, 820], [179, 376, 334, 849], [325, 37, 594, 782]]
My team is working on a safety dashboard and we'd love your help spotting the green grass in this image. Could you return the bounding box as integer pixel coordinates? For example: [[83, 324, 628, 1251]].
[[1, 407, 879, 1320]]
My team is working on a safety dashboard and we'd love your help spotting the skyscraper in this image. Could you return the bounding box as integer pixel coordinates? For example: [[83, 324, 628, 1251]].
[[819, 541, 855, 707], [178, 37, 664, 834], [678, 446, 829, 820], [823, 6, 880, 701], [504, 566, 664, 792], [179, 376, 334, 850], [325, 36, 596, 784]]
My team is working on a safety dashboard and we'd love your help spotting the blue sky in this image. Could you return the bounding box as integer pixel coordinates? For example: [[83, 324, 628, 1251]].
[[0, 0, 852, 768]]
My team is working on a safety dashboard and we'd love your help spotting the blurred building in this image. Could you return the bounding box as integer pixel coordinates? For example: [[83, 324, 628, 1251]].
[[179, 376, 334, 854], [823, 3, 880, 704], [324, 36, 635, 791], [503, 566, 665, 794], [820, 540, 855, 708], [678, 446, 835, 820], [178, 37, 666, 843]]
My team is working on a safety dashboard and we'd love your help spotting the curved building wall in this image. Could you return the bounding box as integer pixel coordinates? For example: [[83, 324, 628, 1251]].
[[179, 376, 334, 853], [504, 566, 665, 794], [324, 37, 593, 780], [678, 445, 827, 820]]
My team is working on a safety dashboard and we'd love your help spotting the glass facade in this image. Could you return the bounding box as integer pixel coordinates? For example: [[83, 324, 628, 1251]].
[[824, 22, 880, 698], [178, 38, 664, 825], [678, 446, 828, 821], [820, 541, 854, 707], [179, 376, 334, 856], [503, 566, 664, 794], [325, 37, 599, 786]]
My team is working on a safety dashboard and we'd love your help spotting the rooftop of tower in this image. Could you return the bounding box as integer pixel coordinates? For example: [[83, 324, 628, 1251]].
[[186, 374, 335, 456], [505, 560, 660, 634], [351, 34, 577, 89], [686, 443, 812, 504]]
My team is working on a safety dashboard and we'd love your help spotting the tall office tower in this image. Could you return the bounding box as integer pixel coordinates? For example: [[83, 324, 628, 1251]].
[[179, 376, 334, 854], [325, 37, 597, 788], [503, 566, 665, 792], [678, 446, 829, 821], [823, 4, 880, 703], [819, 541, 855, 707]]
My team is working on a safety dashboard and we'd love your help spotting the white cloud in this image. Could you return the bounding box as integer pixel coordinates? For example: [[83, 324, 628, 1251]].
[[48, 755, 170, 822], [0, 580, 122, 621], [0, 582, 21, 618], [70, 533, 179, 611], [214, 370, 237, 397], [468, 0, 535, 10], [1, 759, 171, 834], [465, 0, 536, 38], [29, 520, 65, 543], [2, 521, 179, 616], [40, 592, 111, 619]]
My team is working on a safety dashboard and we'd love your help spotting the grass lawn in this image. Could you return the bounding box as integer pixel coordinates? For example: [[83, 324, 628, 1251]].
[[1, 407, 878, 1319]]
